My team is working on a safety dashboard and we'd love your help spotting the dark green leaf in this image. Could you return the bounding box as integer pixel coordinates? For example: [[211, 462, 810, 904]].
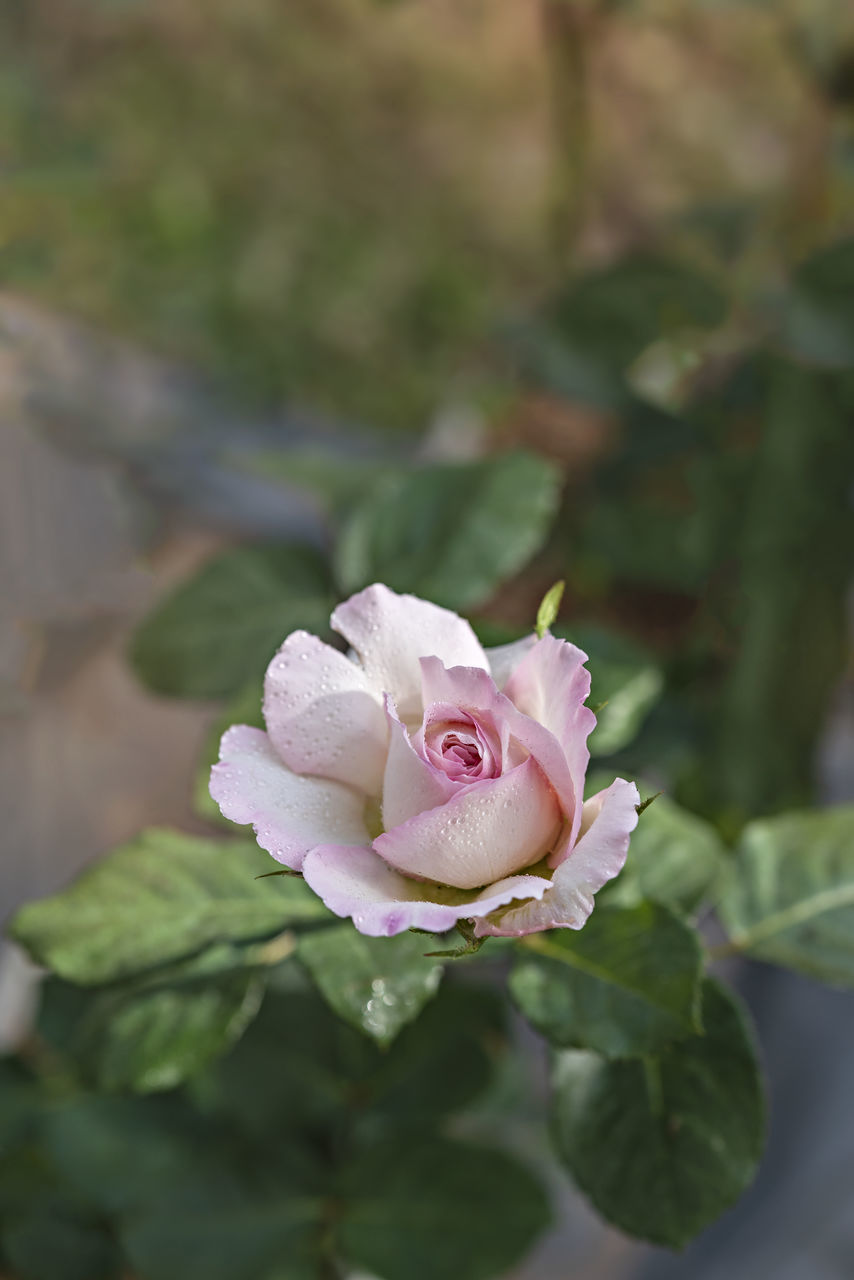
[[510, 902, 703, 1057], [42, 1095, 208, 1215], [122, 1168, 323, 1280], [208, 981, 504, 1141], [511, 255, 725, 410], [298, 925, 443, 1046], [2, 1207, 121, 1280], [719, 806, 854, 985], [130, 543, 334, 698], [606, 793, 727, 914], [338, 1138, 551, 1280], [552, 979, 765, 1247], [81, 973, 264, 1094], [334, 452, 562, 611], [714, 362, 854, 815], [781, 238, 854, 367], [10, 828, 329, 984]]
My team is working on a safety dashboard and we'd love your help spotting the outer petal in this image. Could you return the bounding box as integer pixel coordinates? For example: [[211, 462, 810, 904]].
[[474, 777, 639, 937], [420, 657, 576, 820], [381, 696, 456, 830], [263, 631, 387, 796], [374, 757, 562, 890], [302, 844, 551, 937], [504, 634, 595, 851], [485, 634, 537, 691], [331, 584, 488, 721], [210, 725, 370, 871]]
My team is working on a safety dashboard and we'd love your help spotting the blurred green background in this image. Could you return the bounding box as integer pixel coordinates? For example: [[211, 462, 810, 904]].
[[2, 3, 854, 1277]]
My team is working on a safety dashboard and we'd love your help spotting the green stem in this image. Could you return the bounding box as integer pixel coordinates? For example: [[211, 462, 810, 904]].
[[540, 0, 594, 269]]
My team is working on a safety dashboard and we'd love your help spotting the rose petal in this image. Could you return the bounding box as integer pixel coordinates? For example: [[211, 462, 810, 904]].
[[474, 777, 639, 936], [302, 844, 551, 937], [331, 584, 488, 721], [381, 695, 456, 831], [263, 631, 387, 796], [485, 634, 537, 691], [504, 635, 595, 852], [374, 757, 562, 890], [420, 657, 576, 818], [210, 725, 369, 871]]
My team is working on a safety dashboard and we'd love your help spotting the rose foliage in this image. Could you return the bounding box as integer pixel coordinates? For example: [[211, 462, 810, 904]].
[[210, 584, 639, 939]]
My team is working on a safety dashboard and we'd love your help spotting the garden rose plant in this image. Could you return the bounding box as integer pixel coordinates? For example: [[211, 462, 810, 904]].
[[210, 584, 639, 937]]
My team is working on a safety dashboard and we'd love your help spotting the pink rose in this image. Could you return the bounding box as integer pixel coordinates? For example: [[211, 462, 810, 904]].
[[210, 584, 639, 938]]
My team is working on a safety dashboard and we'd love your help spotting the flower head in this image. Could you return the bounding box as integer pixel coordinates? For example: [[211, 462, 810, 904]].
[[210, 584, 638, 937]]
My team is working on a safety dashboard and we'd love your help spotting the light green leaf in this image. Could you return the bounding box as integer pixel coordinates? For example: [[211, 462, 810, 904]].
[[339, 1138, 551, 1280], [298, 924, 443, 1046], [552, 979, 765, 1248], [535, 579, 565, 638], [606, 792, 728, 913], [334, 452, 562, 612], [719, 805, 854, 985], [130, 543, 334, 698], [510, 902, 703, 1057], [10, 828, 329, 985]]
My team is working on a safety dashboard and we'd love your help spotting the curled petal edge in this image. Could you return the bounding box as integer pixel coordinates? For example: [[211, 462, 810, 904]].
[[302, 843, 551, 938]]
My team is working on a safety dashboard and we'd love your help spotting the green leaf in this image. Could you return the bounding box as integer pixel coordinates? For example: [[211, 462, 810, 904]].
[[236, 447, 403, 520], [41, 1095, 208, 1216], [208, 981, 504, 1141], [719, 806, 854, 985], [338, 1138, 551, 1280], [781, 238, 854, 368], [563, 624, 663, 757], [2, 1207, 121, 1280], [10, 828, 329, 985], [298, 925, 443, 1047], [122, 1173, 323, 1280], [81, 973, 264, 1094], [334, 452, 562, 612], [714, 362, 854, 815], [606, 792, 728, 914], [510, 902, 703, 1058], [552, 979, 765, 1248], [130, 543, 334, 698], [535, 579, 565, 638], [193, 679, 264, 825]]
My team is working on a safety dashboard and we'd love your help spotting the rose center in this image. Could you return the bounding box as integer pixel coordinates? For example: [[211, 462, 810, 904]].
[[441, 733, 482, 769]]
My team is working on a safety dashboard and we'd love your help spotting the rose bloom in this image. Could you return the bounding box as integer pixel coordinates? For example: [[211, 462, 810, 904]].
[[210, 585, 639, 938]]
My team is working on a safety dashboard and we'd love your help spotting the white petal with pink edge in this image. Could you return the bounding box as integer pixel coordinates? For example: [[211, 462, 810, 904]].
[[263, 631, 387, 796], [504, 634, 595, 852], [331, 584, 488, 722], [474, 777, 639, 937], [373, 757, 562, 890], [210, 725, 369, 871], [302, 843, 551, 937], [485, 634, 537, 691]]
